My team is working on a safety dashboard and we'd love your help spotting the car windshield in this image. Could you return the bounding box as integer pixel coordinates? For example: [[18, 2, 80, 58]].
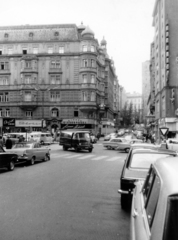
[[78, 132, 90, 140], [13, 143, 31, 148], [130, 153, 172, 169]]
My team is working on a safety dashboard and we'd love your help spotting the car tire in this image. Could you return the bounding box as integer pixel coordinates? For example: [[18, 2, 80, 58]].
[[30, 157, 35, 165], [75, 147, 79, 152], [125, 148, 130, 153], [41, 141, 44, 145], [89, 148, 92, 153], [8, 160, 15, 171], [44, 154, 50, 162], [63, 146, 68, 151]]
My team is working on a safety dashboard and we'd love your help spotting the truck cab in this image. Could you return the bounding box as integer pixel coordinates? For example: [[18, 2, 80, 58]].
[[59, 130, 93, 153]]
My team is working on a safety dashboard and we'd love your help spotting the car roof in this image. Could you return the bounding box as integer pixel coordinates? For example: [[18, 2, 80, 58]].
[[132, 148, 176, 155], [153, 157, 178, 195]]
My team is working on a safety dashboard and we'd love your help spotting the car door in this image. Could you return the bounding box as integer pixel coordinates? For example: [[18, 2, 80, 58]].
[[131, 167, 160, 240], [0, 146, 9, 167], [33, 143, 44, 160]]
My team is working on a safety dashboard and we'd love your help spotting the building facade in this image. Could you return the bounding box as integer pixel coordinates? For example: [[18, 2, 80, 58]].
[[152, 0, 178, 139], [0, 23, 119, 135], [142, 60, 151, 123]]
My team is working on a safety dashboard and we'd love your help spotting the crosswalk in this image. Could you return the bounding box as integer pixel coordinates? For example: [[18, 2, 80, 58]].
[[51, 152, 123, 162]]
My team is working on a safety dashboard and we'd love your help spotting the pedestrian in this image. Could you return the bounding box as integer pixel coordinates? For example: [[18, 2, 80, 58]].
[[5, 136, 13, 149], [97, 132, 100, 140], [0, 135, 3, 147]]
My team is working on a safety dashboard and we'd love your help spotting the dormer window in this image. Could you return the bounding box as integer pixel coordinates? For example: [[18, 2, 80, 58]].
[[82, 45, 87, 52]]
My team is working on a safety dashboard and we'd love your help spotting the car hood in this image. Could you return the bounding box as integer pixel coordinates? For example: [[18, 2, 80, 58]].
[[124, 168, 148, 180]]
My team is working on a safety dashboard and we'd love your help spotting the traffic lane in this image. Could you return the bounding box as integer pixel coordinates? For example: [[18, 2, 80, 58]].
[[0, 146, 130, 240], [51, 144, 130, 239]]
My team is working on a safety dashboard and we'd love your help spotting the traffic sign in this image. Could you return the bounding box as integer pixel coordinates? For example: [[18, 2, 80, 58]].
[[159, 127, 169, 136]]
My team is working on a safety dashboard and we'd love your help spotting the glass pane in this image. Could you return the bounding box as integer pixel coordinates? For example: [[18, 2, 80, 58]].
[[163, 196, 178, 240]]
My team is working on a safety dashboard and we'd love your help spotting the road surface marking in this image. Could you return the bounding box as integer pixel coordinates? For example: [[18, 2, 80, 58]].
[[78, 155, 95, 159], [51, 153, 71, 157], [106, 156, 122, 161], [91, 156, 107, 160], [65, 154, 83, 158]]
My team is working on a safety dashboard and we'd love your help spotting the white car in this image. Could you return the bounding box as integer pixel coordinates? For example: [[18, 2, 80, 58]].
[[103, 137, 130, 152]]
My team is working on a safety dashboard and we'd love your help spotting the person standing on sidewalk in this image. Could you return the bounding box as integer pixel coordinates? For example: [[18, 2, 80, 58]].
[[5, 136, 13, 149]]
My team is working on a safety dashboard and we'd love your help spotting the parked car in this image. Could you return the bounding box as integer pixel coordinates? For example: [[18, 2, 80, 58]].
[[4, 133, 26, 145], [0, 145, 18, 171], [7, 142, 50, 165], [118, 147, 177, 209], [130, 157, 178, 240], [103, 137, 130, 151], [166, 138, 178, 151], [104, 133, 117, 141], [59, 130, 93, 152]]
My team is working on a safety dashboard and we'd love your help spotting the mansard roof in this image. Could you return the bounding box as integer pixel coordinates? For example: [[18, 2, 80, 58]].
[[0, 24, 79, 42]]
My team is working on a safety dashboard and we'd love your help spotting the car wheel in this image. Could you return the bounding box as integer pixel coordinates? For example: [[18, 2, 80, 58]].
[[44, 154, 50, 162], [75, 147, 79, 152], [8, 160, 15, 171], [63, 146, 68, 151], [41, 141, 44, 145], [89, 148, 92, 153], [125, 148, 130, 153], [30, 157, 35, 165]]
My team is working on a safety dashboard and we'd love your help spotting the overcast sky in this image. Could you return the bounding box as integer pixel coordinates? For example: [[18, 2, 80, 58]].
[[0, 0, 155, 93]]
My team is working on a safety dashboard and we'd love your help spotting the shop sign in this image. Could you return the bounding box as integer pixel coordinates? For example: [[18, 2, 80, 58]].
[[61, 124, 92, 130], [3, 118, 15, 127], [62, 119, 94, 124], [16, 120, 42, 127]]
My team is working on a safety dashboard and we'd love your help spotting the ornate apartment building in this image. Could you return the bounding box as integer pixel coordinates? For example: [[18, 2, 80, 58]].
[[0, 23, 119, 134]]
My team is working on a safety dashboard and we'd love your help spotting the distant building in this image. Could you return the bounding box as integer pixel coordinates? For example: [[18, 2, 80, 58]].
[[152, 0, 178, 139], [126, 92, 142, 111], [142, 60, 151, 123]]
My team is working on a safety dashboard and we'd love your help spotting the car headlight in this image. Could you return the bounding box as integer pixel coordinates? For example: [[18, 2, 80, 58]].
[[21, 150, 27, 157]]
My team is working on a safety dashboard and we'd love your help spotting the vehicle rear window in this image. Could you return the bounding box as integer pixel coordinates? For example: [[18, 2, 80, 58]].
[[163, 195, 178, 240], [130, 153, 173, 169]]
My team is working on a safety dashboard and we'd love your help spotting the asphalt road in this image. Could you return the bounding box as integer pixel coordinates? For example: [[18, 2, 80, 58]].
[[0, 140, 130, 240]]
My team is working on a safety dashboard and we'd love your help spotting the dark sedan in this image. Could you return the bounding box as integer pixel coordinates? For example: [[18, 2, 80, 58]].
[[0, 145, 18, 171], [118, 147, 177, 210]]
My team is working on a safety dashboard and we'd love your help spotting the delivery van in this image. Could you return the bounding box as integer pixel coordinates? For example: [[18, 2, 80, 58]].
[[29, 132, 53, 145]]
